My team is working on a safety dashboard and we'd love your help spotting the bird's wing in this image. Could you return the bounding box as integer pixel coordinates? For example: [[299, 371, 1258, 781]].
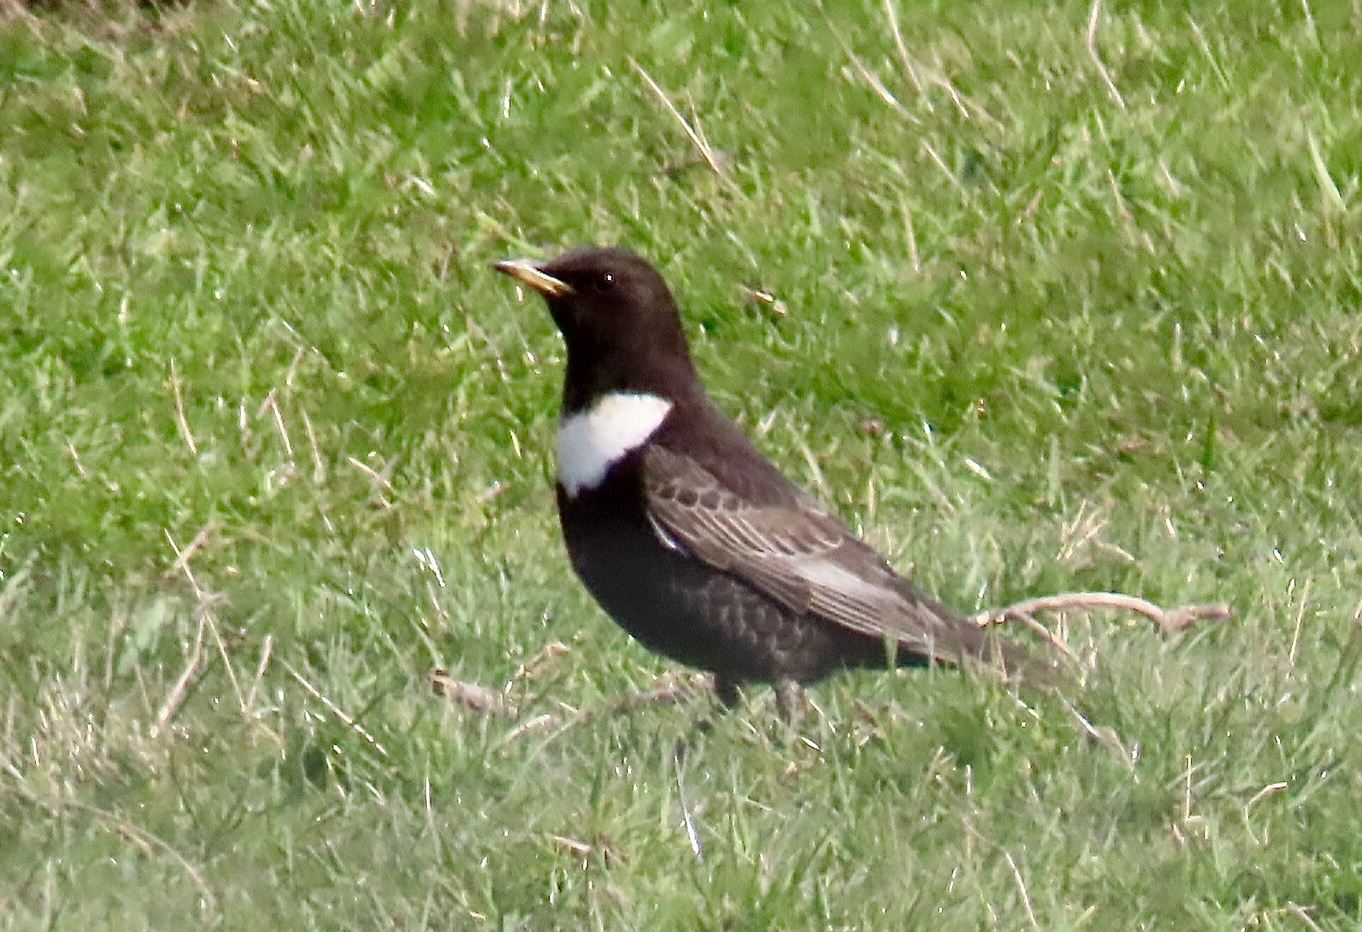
[[642, 444, 986, 665]]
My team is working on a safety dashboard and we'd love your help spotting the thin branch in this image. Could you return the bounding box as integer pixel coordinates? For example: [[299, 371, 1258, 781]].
[[505, 713, 557, 742], [1280, 903, 1324, 932], [432, 671, 515, 717], [976, 591, 1231, 636], [1002, 611, 1080, 664], [510, 640, 570, 683]]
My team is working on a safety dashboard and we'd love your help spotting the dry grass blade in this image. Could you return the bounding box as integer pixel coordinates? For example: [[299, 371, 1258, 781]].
[[1086, 0, 1126, 110], [501, 672, 712, 743], [881, 0, 927, 101], [163, 522, 221, 582], [167, 358, 198, 456], [1002, 848, 1042, 932], [604, 672, 707, 713], [1062, 698, 1133, 767], [152, 612, 209, 739], [282, 659, 389, 757], [630, 58, 738, 189], [844, 51, 920, 123], [567, 672, 706, 728], [881, 0, 1005, 130], [153, 528, 228, 737], [19, 792, 218, 917]]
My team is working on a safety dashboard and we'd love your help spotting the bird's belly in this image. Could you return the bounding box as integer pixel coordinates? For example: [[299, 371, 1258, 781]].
[[558, 496, 884, 683]]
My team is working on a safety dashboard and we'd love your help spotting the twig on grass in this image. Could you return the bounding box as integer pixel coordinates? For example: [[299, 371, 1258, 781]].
[[506, 713, 558, 741], [525, 672, 708, 741], [510, 640, 570, 684], [433, 640, 570, 717], [437, 664, 709, 740], [0, 1, 37, 22], [432, 671, 516, 717], [1278, 903, 1325, 932], [993, 609, 1081, 665], [975, 591, 1231, 637], [445, 587, 1229, 746], [592, 672, 706, 717]]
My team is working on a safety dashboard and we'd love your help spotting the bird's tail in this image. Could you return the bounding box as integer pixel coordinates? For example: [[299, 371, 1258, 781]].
[[906, 603, 1072, 692], [968, 626, 1071, 692]]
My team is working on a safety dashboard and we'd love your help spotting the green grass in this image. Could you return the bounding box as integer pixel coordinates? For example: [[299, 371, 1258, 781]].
[[2, 0, 1361, 926]]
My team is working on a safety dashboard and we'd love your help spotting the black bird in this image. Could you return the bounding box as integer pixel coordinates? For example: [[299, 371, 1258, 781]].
[[494, 247, 1056, 705]]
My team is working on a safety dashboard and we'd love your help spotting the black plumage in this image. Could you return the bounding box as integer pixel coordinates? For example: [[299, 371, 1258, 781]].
[[494, 247, 1056, 703]]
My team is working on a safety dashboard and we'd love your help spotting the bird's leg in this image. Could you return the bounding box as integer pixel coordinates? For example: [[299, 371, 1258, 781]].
[[713, 673, 743, 708], [671, 673, 738, 742], [774, 679, 807, 733]]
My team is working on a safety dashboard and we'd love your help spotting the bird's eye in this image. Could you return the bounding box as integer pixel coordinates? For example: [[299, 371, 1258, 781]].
[[591, 272, 616, 293]]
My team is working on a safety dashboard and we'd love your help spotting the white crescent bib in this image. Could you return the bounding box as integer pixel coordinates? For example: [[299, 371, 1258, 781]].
[[556, 392, 673, 497]]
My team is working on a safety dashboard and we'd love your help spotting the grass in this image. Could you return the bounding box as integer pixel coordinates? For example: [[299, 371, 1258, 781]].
[[2, 0, 1361, 926]]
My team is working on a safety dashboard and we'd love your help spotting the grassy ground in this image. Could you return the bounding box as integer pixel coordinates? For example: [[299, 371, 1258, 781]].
[[2, 0, 1361, 927]]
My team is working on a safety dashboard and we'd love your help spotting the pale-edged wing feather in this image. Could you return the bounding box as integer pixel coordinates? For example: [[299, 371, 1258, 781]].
[[642, 445, 979, 665]]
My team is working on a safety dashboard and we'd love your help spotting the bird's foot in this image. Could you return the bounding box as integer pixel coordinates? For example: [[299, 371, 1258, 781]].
[[774, 679, 808, 734]]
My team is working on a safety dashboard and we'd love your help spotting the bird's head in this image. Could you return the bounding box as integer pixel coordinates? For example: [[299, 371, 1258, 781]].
[[494, 247, 698, 410]]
